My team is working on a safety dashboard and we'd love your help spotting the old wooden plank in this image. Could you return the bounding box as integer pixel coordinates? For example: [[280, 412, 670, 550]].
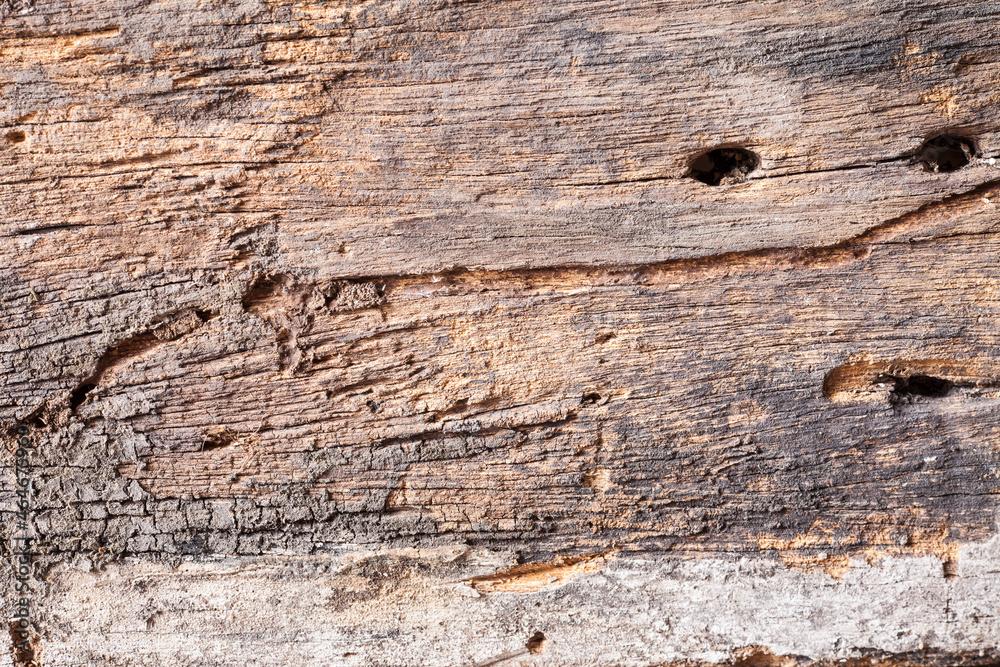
[[2, 0, 1000, 664], [1, 0, 999, 276], [3, 182, 992, 572]]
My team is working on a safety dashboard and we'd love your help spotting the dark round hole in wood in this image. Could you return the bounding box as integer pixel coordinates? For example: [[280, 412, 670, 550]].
[[69, 383, 97, 411], [875, 373, 954, 404], [919, 134, 976, 173], [5, 130, 26, 143], [526, 631, 547, 655], [689, 147, 759, 186]]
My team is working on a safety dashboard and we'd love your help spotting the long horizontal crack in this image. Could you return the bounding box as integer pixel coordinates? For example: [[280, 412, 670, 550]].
[[13, 223, 87, 236], [317, 177, 1000, 291]]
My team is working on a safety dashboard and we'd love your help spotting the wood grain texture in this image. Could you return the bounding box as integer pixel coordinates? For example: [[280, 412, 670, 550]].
[[2, 0, 1000, 664], [8, 184, 991, 576], [21, 545, 1000, 666], [1, 0, 1000, 274]]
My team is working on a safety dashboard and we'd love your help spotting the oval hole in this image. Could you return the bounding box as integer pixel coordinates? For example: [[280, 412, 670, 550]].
[[688, 147, 760, 186], [919, 134, 976, 173]]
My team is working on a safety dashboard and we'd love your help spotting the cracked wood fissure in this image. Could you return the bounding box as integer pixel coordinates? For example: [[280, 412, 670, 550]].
[[2, 0, 1000, 665]]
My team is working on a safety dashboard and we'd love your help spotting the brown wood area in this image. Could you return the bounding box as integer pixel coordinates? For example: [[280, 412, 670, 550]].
[[2, 0, 1000, 664]]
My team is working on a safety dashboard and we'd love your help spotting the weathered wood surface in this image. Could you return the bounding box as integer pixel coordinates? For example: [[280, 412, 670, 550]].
[[2, 0, 1000, 273], [23, 543, 1000, 666], [2, 0, 1000, 664]]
